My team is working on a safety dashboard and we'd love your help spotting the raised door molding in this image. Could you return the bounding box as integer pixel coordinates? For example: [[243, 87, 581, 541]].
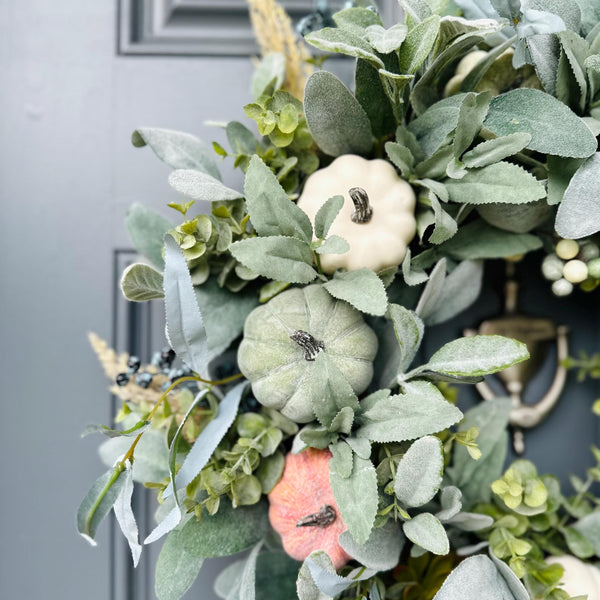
[[118, 0, 402, 56]]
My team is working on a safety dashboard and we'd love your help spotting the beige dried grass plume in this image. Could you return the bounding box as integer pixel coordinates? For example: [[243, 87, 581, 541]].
[[247, 0, 314, 99]]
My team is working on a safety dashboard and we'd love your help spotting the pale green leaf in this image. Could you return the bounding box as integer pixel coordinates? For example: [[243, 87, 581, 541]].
[[230, 236, 317, 284], [120, 263, 164, 302], [461, 133, 532, 168], [555, 153, 600, 239], [356, 380, 463, 442], [338, 521, 404, 571], [573, 511, 600, 557], [330, 454, 378, 544], [454, 92, 492, 158], [423, 335, 529, 378], [436, 486, 463, 522], [132, 127, 220, 180], [415, 258, 447, 320], [330, 440, 354, 479], [296, 551, 334, 600], [304, 71, 373, 157], [388, 303, 424, 373], [125, 203, 172, 268], [251, 53, 285, 100], [365, 23, 408, 54], [244, 155, 313, 242], [428, 193, 458, 245], [445, 162, 546, 205], [305, 28, 384, 68], [315, 235, 349, 255], [314, 195, 344, 240], [114, 465, 142, 566], [169, 169, 242, 202], [484, 89, 598, 158], [399, 15, 442, 74], [323, 269, 388, 316], [163, 236, 207, 375], [333, 6, 382, 32], [155, 530, 204, 600], [402, 513, 449, 555], [395, 436, 444, 508], [386, 142, 415, 177]]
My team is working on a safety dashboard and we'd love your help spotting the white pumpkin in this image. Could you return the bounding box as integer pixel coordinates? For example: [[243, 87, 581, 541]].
[[297, 155, 416, 273], [545, 555, 600, 600]]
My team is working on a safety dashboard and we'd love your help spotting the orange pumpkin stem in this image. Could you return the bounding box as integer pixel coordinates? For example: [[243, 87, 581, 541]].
[[296, 504, 337, 528], [349, 187, 373, 223], [290, 330, 325, 361]]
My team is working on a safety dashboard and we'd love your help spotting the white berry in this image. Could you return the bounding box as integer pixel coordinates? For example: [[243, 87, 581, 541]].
[[541, 254, 564, 281], [552, 278, 573, 296], [563, 259, 589, 284], [556, 239, 579, 260]]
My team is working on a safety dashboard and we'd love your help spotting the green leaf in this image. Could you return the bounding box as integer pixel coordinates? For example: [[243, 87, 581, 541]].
[[547, 156, 584, 206], [330, 440, 354, 478], [422, 335, 529, 378], [461, 133, 532, 169], [395, 436, 444, 508], [195, 278, 258, 364], [445, 161, 546, 205], [338, 521, 404, 571], [573, 511, 600, 557], [438, 220, 543, 260], [163, 236, 207, 375], [77, 466, 127, 544], [251, 53, 285, 100], [310, 353, 360, 430], [355, 60, 396, 139], [333, 6, 382, 32], [169, 169, 242, 202], [415, 258, 447, 320], [244, 155, 313, 242], [433, 555, 529, 599], [388, 303, 424, 373], [235, 541, 263, 600], [436, 486, 463, 522], [454, 92, 492, 158], [386, 142, 415, 177], [402, 513, 449, 555], [305, 28, 384, 68], [315, 235, 349, 255], [323, 269, 388, 316], [227, 121, 258, 155], [314, 195, 344, 240], [155, 530, 204, 600], [304, 71, 373, 157], [398, 15, 441, 74], [132, 127, 220, 180], [425, 260, 483, 325], [120, 263, 164, 302], [125, 203, 172, 268], [561, 526, 595, 559], [230, 236, 317, 284], [182, 499, 269, 558], [556, 153, 600, 239], [365, 23, 408, 54], [355, 380, 463, 442], [484, 89, 598, 158], [330, 454, 378, 544], [428, 192, 458, 245]]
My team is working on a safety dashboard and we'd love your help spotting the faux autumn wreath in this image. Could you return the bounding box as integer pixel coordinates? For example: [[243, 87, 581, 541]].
[[79, 1, 600, 599]]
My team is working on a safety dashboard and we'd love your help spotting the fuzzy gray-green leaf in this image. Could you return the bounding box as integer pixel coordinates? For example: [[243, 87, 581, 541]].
[[395, 436, 444, 508], [484, 89, 598, 158], [304, 71, 373, 157], [169, 169, 242, 202], [230, 236, 317, 284], [314, 195, 344, 240], [305, 28, 384, 68], [398, 15, 441, 74], [323, 269, 388, 316], [403, 513, 449, 555], [244, 155, 313, 242], [555, 153, 600, 239], [338, 521, 404, 571], [461, 133, 532, 168], [120, 263, 164, 302], [388, 303, 424, 373], [365, 23, 408, 54], [126, 203, 172, 268]]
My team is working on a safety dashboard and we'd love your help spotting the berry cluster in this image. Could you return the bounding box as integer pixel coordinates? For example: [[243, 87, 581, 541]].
[[114, 347, 194, 390], [542, 238, 600, 296]]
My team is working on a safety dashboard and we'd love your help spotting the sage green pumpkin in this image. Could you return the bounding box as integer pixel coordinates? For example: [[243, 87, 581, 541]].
[[237, 284, 378, 423]]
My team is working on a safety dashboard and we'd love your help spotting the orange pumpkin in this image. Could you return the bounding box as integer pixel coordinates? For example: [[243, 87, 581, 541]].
[[268, 448, 350, 569]]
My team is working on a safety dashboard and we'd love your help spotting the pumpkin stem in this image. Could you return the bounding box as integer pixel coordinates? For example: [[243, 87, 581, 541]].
[[349, 187, 373, 224], [296, 504, 337, 528], [290, 330, 325, 361]]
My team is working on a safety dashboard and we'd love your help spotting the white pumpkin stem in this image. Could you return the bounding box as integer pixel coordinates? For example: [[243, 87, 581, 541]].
[[290, 330, 325, 361], [296, 504, 337, 528], [349, 187, 373, 223]]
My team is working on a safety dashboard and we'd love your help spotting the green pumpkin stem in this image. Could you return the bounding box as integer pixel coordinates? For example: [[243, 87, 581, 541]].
[[349, 187, 373, 224], [296, 504, 337, 528], [290, 330, 325, 361]]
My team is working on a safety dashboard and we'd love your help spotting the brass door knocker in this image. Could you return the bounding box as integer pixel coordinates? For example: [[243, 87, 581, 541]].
[[465, 267, 569, 454]]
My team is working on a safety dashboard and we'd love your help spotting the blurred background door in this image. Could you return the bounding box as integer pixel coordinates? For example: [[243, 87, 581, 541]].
[[0, 1, 597, 600]]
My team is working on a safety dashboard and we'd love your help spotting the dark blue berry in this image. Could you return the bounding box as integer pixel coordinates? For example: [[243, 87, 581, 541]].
[[240, 396, 260, 413], [116, 373, 130, 386], [136, 372, 153, 389], [127, 356, 141, 373], [159, 347, 176, 369]]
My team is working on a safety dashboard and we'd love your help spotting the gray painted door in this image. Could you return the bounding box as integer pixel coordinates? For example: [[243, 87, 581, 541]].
[[1, 2, 598, 600]]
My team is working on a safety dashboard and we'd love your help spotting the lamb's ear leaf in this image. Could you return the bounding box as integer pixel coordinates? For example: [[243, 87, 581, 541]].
[[338, 521, 404, 571], [132, 127, 221, 180], [388, 303, 424, 374], [324, 268, 388, 316], [304, 71, 373, 157], [120, 263, 164, 302], [402, 513, 449, 555], [125, 203, 172, 268]]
